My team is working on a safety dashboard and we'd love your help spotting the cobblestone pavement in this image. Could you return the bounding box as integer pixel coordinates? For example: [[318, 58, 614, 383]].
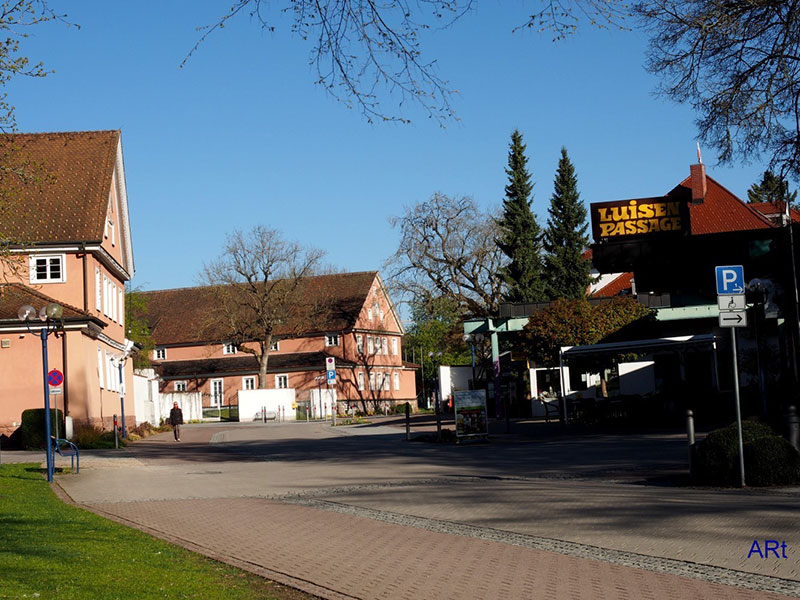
[[52, 420, 800, 599]]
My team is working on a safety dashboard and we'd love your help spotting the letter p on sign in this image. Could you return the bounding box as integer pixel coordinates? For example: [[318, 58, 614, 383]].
[[716, 265, 745, 295]]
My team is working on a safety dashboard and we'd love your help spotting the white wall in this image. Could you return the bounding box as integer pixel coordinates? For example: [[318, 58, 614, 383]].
[[238, 389, 296, 421], [439, 365, 473, 400], [309, 388, 337, 419], [133, 368, 161, 425], [161, 392, 203, 422], [619, 360, 656, 395]]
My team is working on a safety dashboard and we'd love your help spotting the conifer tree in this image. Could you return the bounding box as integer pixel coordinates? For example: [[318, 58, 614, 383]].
[[496, 129, 545, 302], [543, 147, 591, 299], [747, 171, 797, 206]]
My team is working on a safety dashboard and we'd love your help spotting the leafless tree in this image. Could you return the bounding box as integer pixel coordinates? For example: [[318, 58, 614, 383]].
[[386, 193, 506, 317], [186, 1, 630, 125], [201, 226, 326, 388], [638, 0, 800, 180]]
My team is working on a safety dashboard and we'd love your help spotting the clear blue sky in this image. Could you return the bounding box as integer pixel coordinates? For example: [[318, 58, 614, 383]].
[[8, 1, 770, 292]]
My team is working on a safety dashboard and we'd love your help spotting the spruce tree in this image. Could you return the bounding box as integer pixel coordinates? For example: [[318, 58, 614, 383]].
[[543, 147, 591, 300], [496, 130, 545, 302], [747, 171, 797, 206]]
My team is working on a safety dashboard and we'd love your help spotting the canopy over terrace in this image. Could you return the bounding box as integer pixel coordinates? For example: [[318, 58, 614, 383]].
[[558, 334, 718, 424]]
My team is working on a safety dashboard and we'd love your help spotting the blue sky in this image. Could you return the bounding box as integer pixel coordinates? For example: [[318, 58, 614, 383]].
[[8, 1, 770, 292]]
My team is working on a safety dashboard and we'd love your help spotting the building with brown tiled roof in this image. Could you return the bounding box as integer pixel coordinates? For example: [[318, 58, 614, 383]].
[[141, 271, 418, 414], [0, 130, 135, 436]]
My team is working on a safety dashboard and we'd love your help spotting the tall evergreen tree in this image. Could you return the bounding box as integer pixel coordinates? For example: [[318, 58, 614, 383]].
[[496, 129, 545, 302], [747, 171, 797, 206], [543, 147, 591, 300]]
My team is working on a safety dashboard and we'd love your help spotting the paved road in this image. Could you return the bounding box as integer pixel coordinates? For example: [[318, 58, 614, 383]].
[[47, 419, 800, 599]]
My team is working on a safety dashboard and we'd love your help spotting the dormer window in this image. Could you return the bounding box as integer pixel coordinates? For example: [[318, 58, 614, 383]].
[[325, 334, 339, 347], [223, 342, 237, 355], [30, 255, 65, 283], [269, 340, 279, 351], [154, 348, 166, 360]]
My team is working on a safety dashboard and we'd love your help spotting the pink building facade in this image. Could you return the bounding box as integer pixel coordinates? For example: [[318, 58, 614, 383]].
[[143, 272, 418, 414], [0, 131, 135, 436]]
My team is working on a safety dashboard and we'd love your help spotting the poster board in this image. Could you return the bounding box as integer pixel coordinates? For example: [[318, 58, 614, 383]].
[[454, 390, 488, 438]]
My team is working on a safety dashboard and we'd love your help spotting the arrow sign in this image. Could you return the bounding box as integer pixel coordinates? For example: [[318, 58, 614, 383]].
[[719, 311, 747, 328]]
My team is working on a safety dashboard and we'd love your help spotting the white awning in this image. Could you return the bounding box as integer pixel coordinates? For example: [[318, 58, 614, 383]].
[[560, 334, 716, 358]]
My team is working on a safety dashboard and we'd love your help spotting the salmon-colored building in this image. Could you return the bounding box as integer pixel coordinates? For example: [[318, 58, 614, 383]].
[[142, 271, 418, 413], [0, 131, 135, 436]]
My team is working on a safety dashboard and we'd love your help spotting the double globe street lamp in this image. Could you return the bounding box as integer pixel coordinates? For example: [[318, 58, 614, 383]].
[[18, 302, 64, 483]]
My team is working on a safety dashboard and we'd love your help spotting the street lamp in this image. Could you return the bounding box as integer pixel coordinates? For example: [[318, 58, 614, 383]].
[[463, 333, 484, 390], [18, 302, 64, 483]]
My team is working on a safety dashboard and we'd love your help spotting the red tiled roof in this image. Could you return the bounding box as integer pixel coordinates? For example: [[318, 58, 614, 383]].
[[0, 130, 119, 243], [749, 202, 800, 223], [0, 283, 98, 323], [590, 272, 634, 297], [667, 175, 775, 235], [141, 271, 378, 346]]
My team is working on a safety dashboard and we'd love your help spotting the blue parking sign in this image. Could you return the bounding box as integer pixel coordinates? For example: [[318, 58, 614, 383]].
[[715, 265, 745, 295], [326, 369, 336, 384]]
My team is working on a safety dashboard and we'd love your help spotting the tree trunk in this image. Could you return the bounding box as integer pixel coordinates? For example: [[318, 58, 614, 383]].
[[259, 351, 270, 389]]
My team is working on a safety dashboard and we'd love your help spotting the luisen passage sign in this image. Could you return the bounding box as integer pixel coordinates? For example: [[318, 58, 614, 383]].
[[591, 198, 683, 241]]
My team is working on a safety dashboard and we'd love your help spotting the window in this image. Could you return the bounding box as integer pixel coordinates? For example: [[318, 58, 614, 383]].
[[95, 267, 102, 310], [111, 283, 118, 322], [369, 372, 375, 391], [269, 340, 279, 351], [356, 335, 363, 354], [325, 334, 339, 347], [242, 376, 256, 391], [383, 372, 390, 391], [382, 338, 388, 355], [367, 336, 374, 354], [275, 374, 289, 389], [394, 372, 400, 391], [379, 309, 384, 321], [391, 338, 398, 355], [154, 348, 166, 360], [118, 288, 124, 327], [367, 308, 373, 320], [223, 342, 237, 355], [106, 352, 117, 392], [357, 372, 365, 391], [29, 255, 64, 283], [97, 347, 104, 389], [211, 378, 224, 406], [174, 381, 187, 392]]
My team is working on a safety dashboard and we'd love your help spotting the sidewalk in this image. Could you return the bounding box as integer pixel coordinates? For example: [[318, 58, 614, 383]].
[[54, 421, 800, 599]]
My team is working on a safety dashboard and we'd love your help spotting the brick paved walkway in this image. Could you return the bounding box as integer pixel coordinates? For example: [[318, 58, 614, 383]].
[[53, 421, 800, 599]]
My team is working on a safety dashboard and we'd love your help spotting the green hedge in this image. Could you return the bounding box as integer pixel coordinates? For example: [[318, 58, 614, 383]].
[[19, 408, 65, 450], [693, 420, 800, 486]]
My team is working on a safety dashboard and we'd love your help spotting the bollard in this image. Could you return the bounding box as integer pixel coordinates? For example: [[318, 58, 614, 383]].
[[435, 398, 442, 442], [686, 409, 695, 476], [306, 406, 309, 422], [787, 405, 799, 451], [405, 402, 411, 441], [113, 414, 119, 449]]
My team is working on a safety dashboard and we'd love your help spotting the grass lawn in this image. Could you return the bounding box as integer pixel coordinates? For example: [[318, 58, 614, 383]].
[[0, 464, 314, 600]]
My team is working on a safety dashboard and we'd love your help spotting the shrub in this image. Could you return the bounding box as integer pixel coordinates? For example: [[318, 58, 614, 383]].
[[19, 409, 64, 449], [73, 424, 124, 449], [693, 420, 800, 486]]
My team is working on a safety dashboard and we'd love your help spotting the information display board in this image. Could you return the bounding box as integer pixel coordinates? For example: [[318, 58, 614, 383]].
[[454, 390, 488, 438]]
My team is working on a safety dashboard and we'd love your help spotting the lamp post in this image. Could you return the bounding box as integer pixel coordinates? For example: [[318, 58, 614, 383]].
[[463, 333, 484, 390], [18, 302, 64, 483]]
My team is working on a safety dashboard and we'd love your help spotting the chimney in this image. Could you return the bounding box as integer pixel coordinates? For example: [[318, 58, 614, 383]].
[[690, 163, 706, 204]]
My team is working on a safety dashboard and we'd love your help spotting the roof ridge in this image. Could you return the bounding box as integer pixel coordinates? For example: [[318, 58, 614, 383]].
[[0, 129, 121, 137]]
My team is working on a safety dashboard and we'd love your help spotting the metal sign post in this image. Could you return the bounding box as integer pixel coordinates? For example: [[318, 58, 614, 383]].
[[715, 265, 747, 487]]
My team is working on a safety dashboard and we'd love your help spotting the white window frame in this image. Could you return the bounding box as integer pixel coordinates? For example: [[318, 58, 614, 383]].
[[174, 380, 187, 392], [223, 342, 237, 355], [357, 371, 365, 391], [391, 338, 398, 355], [95, 267, 102, 310], [154, 347, 166, 360], [275, 374, 289, 389], [383, 371, 390, 391], [367, 307, 373, 320], [367, 336, 374, 354], [210, 378, 224, 407], [242, 376, 256, 391], [29, 254, 65, 284], [369, 372, 375, 391], [382, 337, 388, 355], [325, 334, 339, 347], [118, 288, 124, 327], [111, 283, 118, 323], [269, 340, 279, 351], [394, 372, 400, 391], [97, 347, 104, 389], [356, 335, 363, 354]]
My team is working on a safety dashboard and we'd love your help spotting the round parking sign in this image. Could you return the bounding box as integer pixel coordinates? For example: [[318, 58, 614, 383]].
[[48, 369, 63, 387]]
